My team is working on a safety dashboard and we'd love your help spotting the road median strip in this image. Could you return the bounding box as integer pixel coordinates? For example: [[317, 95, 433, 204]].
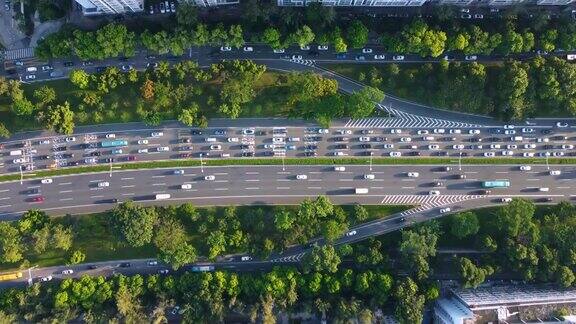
[[1, 157, 575, 183]]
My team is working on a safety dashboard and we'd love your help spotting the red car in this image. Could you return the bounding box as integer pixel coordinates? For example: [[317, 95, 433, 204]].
[[125, 156, 136, 161], [29, 196, 45, 203], [179, 153, 192, 158]]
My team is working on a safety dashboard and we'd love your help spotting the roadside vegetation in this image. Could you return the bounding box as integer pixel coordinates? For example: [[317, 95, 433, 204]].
[[0, 198, 406, 270], [1, 199, 575, 322], [0, 61, 382, 136], [326, 56, 576, 120]]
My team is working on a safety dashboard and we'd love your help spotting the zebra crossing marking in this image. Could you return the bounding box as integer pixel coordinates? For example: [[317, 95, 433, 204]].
[[3, 47, 35, 60]]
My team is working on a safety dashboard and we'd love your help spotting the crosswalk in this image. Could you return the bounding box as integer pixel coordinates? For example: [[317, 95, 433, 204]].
[[3, 47, 35, 60], [344, 104, 484, 129], [290, 59, 316, 67]]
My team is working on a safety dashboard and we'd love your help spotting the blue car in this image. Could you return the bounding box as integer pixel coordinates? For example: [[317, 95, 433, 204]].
[[336, 53, 348, 59]]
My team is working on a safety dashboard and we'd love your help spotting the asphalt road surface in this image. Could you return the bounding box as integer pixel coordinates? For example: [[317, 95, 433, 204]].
[[2, 123, 574, 176]]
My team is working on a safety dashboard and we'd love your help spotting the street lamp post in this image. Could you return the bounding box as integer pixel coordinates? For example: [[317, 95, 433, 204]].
[[369, 153, 373, 172], [27, 265, 38, 287], [282, 155, 285, 171], [200, 153, 204, 173], [546, 155, 550, 170], [458, 152, 462, 171], [109, 159, 113, 178]]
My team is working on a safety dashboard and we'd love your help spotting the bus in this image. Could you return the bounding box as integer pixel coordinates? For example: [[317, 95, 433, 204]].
[[191, 266, 215, 272], [101, 140, 128, 148], [0, 271, 22, 282], [482, 180, 511, 188]]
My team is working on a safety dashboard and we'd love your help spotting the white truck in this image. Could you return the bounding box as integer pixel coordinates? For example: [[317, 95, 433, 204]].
[[9, 150, 22, 156], [355, 188, 369, 194], [155, 194, 171, 200]]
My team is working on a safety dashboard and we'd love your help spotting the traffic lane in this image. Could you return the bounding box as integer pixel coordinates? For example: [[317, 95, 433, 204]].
[[0, 164, 572, 217]]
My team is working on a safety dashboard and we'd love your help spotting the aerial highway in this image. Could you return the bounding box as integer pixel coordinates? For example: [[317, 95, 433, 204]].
[[1, 124, 575, 176]]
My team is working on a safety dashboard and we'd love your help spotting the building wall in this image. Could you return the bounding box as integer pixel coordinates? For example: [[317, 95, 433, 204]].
[[192, 0, 240, 6], [536, 0, 574, 5], [278, 0, 427, 6], [76, 0, 143, 14]]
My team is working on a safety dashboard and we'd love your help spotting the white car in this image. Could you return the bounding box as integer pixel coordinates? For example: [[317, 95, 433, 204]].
[[138, 148, 149, 153], [273, 49, 285, 54], [502, 150, 514, 156], [504, 124, 515, 129], [300, 45, 310, 50], [337, 129, 352, 135], [272, 137, 285, 144], [490, 144, 501, 149], [292, 55, 303, 60], [553, 151, 565, 157], [562, 144, 574, 149], [364, 174, 375, 180], [439, 207, 451, 214], [537, 138, 549, 143], [428, 145, 440, 150], [65, 137, 76, 142], [429, 190, 440, 195], [539, 187, 549, 192], [417, 130, 429, 135], [390, 152, 401, 157], [407, 172, 419, 178], [400, 137, 412, 142], [392, 55, 405, 61], [157, 146, 169, 152], [423, 136, 435, 141], [318, 128, 329, 134], [39, 139, 50, 145], [333, 151, 347, 156], [374, 54, 385, 60], [181, 184, 192, 189], [359, 136, 370, 142], [138, 139, 149, 145], [105, 133, 116, 139], [13, 158, 26, 164], [523, 152, 535, 157], [318, 45, 329, 50], [98, 181, 110, 187], [62, 269, 74, 275], [484, 152, 495, 157], [433, 129, 446, 134], [507, 144, 517, 149], [151, 132, 164, 138], [501, 198, 513, 203], [40, 276, 53, 282], [334, 166, 346, 171], [523, 144, 536, 149], [449, 129, 462, 134], [383, 144, 394, 149], [391, 129, 402, 134], [85, 157, 97, 164], [204, 175, 215, 181], [519, 165, 532, 171], [241, 256, 253, 261], [243, 46, 254, 52], [464, 55, 477, 61], [468, 129, 480, 135], [159, 269, 170, 274], [453, 144, 465, 150], [346, 230, 357, 236], [362, 48, 373, 54], [504, 130, 516, 135], [522, 128, 534, 133], [210, 145, 222, 150], [227, 137, 239, 143], [242, 128, 255, 135], [556, 122, 569, 128], [41, 178, 53, 184], [296, 174, 308, 180], [550, 170, 561, 175], [220, 46, 232, 52]]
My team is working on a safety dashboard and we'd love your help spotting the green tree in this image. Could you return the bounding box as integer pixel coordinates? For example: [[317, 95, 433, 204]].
[[228, 25, 245, 48], [450, 211, 479, 239], [0, 122, 9, 139], [18, 209, 50, 234], [346, 20, 369, 49], [178, 104, 199, 126], [33, 86, 57, 107], [394, 277, 425, 324], [274, 209, 295, 232], [399, 226, 438, 280], [495, 61, 529, 120], [69, 250, 86, 264], [175, 2, 198, 29], [459, 257, 494, 288], [31, 226, 51, 254], [538, 29, 557, 53], [0, 222, 23, 263], [207, 230, 227, 260], [12, 98, 35, 116], [321, 220, 348, 243], [289, 25, 315, 48], [494, 198, 535, 237], [261, 27, 282, 49], [353, 204, 369, 223], [111, 201, 157, 247], [154, 216, 196, 270], [69, 69, 91, 89], [557, 266, 575, 288], [52, 224, 73, 251], [346, 86, 385, 118], [45, 101, 75, 134], [302, 245, 341, 273]]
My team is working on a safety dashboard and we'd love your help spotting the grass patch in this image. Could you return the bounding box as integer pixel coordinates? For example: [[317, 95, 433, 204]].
[[3, 157, 576, 183]]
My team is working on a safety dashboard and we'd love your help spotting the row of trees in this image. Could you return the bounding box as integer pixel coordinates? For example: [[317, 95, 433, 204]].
[[350, 56, 576, 120], [0, 266, 435, 323], [0, 210, 78, 266]]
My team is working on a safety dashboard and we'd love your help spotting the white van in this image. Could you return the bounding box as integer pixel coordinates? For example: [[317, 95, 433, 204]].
[[155, 194, 171, 200], [9, 150, 23, 156], [288, 137, 301, 142], [538, 187, 549, 192], [205, 137, 217, 142], [26, 67, 37, 72], [512, 136, 523, 142], [355, 188, 369, 194]]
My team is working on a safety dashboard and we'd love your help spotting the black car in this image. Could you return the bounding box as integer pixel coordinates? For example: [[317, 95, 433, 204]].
[[180, 138, 192, 143], [213, 129, 226, 136], [191, 130, 202, 135], [362, 151, 374, 156], [80, 143, 91, 149], [305, 145, 318, 150], [490, 128, 502, 134], [82, 61, 94, 66], [105, 158, 114, 163], [239, 144, 250, 150], [375, 137, 387, 142], [67, 161, 79, 166], [256, 131, 267, 136], [469, 137, 482, 142], [242, 152, 254, 157], [435, 151, 449, 156], [538, 197, 553, 202], [359, 144, 372, 149], [433, 181, 444, 187], [460, 152, 469, 157], [63, 61, 74, 67], [119, 262, 131, 268], [261, 151, 274, 156], [61, 153, 74, 159], [552, 136, 568, 141], [308, 50, 319, 56], [23, 188, 39, 195], [408, 151, 421, 156], [541, 129, 552, 134], [335, 144, 349, 149], [304, 152, 317, 156], [543, 145, 554, 150], [96, 66, 107, 73], [53, 146, 67, 151], [88, 265, 98, 270], [307, 136, 322, 142], [36, 155, 50, 160], [90, 151, 101, 157]]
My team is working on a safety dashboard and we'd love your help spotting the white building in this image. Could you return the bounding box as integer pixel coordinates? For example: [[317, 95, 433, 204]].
[[75, 0, 143, 15], [536, 0, 574, 5], [277, 0, 427, 7]]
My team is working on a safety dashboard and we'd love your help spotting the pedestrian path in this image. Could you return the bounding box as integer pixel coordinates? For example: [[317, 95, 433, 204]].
[[3, 47, 35, 60], [344, 104, 485, 129], [376, 194, 482, 216]]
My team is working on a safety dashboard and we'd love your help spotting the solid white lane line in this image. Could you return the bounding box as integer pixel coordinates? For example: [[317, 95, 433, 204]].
[[276, 187, 290, 190], [59, 190, 73, 193], [121, 177, 134, 180], [59, 198, 73, 201], [495, 172, 508, 174], [401, 179, 414, 182], [370, 186, 384, 189], [277, 179, 290, 182], [215, 180, 228, 183], [309, 179, 322, 182], [90, 195, 104, 198], [526, 179, 539, 181], [246, 172, 259, 175], [122, 193, 135, 196], [152, 175, 165, 178], [59, 182, 72, 185], [277, 172, 290, 174], [214, 188, 228, 191], [308, 187, 322, 189], [464, 171, 478, 174], [0, 197, 10, 200], [339, 179, 353, 181], [402, 186, 415, 189], [245, 187, 260, 190], [152, 183, 166, 186], [309, 171, 321, 174], [338, 187, 352, 189], [122, 185, 135, 188], [245, 179, 260, 182], [27, 185, 40, 188], [0, 189, 9, 193], [214, 172, 228, 175], [0, 205, 11, 208], [558, 186, 571, 189]]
